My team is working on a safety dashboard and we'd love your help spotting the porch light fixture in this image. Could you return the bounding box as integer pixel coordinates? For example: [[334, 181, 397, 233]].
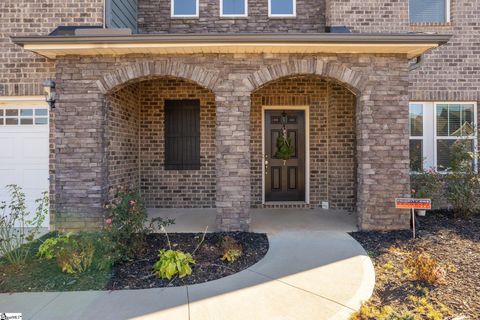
[[43, 79, 57, 109]]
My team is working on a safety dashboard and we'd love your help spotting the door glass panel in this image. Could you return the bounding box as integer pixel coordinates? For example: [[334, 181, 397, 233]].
[[20, 118, 33, 125], [5, 109, 18, 117], [35, 118, 48, 125], [20, 109, 33, 117], [5, 118, 18, 125], [35, 109, 48, 116]]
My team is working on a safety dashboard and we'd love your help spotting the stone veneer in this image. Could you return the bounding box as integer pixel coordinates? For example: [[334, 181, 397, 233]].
[[53, 55, 411, 232], [251, 75, 356, 211], [138, 0, 326, 34]]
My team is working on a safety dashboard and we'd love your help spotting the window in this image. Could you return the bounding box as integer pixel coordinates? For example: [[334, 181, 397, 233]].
[[269, 0, 296, 17], [221, 0, 247, 17], [409, 103, 424, 171], [435, 103, 476, 170], [0, 108, 48, 126], [409, 102, 477, 172], [164, 100, 201, 170], [171, 0, 198, 17], [409, 0, 449, 23]]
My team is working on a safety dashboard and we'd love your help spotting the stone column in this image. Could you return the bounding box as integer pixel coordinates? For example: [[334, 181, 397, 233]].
[[355, 57, 411, 230], [214, 79, 251, 231], [53, 58, 107, 231]]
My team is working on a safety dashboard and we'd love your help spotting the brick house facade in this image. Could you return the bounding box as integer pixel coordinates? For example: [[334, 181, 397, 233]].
[[1, 0, 475, 231]]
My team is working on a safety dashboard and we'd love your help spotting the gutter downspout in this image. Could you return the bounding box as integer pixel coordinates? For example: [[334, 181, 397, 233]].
[[103, 0, 107, 29]]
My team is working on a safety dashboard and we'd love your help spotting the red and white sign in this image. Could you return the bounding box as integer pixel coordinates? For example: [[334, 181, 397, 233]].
[[395, 198, 431, 210]]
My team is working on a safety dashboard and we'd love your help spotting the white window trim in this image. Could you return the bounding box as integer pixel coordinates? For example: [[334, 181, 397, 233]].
[[408, 0, 451, 23], [409, 101, 478, 172], [433, 101, 477, 171], [171, 0, 199, 18], [446, 0, 451, 23], [220, 0, 248, 17], [268, 0, 296, 18]]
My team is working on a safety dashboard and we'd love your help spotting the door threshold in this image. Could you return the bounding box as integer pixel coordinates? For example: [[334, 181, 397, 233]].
[[263, 201, 309, 205]]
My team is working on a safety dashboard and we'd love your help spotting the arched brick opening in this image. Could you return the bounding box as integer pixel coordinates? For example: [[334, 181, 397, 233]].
[[250, 74, 357, 211], [245, 59, 366, 95], [105, 76, 217, 209], [97, 61, 220, 95]]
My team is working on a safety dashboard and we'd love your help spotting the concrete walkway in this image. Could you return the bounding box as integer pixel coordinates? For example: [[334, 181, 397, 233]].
[[0, 210, 374, 320]]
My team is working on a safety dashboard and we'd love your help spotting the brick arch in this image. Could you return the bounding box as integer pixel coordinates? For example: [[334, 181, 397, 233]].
[[96, 61, 220, 94], [245, 59, 366, 95]]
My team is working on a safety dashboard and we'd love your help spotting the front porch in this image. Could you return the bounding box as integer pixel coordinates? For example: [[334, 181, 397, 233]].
[[148, 208, 358, 233]]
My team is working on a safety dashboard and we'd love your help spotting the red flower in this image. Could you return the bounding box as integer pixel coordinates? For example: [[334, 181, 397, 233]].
[[105, 218, 113, 225], [129, 199, 137, 206]]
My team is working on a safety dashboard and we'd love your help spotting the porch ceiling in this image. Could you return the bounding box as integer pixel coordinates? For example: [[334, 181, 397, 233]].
[[12, 33, 451, 60]]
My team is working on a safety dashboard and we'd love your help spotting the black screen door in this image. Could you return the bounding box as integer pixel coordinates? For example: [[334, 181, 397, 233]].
[[264, 110, 306, 202]]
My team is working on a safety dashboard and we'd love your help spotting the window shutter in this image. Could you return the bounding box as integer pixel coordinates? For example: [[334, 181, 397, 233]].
[[164, 100, 201, 170], [409, 0, 447, 23]]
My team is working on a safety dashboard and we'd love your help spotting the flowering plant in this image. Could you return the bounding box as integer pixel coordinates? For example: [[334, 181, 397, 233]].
[[105, 188, 147, 260]]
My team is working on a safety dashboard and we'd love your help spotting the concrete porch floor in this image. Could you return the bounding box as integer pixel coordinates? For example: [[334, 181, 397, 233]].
[[147, 208, 358, 233]]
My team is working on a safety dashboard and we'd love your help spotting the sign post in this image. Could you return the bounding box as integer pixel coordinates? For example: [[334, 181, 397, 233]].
[[395, 198, 431, 239]]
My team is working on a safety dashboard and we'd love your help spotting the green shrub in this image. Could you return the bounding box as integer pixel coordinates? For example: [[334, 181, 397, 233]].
[[153, 249, 195, 280], [411, 169, 442, 202], [444, 140, 480, 217], [0, 185, 48, 265], [221, 236, 243, 263], [37, 232, 116, 274], [105, 189, 148, 259]]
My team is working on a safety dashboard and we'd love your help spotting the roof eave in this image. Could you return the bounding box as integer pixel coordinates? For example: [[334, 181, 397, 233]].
[[11, 33, 452, 60]]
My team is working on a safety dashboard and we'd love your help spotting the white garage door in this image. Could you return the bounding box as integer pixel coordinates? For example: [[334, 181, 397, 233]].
[[0, 98, 50, 227]]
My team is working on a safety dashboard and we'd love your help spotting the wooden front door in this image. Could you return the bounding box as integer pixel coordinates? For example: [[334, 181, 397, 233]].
[[264, 110, 306, 202]]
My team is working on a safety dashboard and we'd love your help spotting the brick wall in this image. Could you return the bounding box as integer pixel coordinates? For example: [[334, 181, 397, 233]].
[[104, 77, 216, 208], [251, 76, 356, 211], [326, 0, 480, 103], [0, 0, 103, 96], [139, 78, 216, 208], [138, 0, 325, 33], [107, 83, 141, 199]]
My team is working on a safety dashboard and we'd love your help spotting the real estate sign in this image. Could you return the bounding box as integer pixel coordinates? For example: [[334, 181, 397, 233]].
[[395, 198, 431, 210]]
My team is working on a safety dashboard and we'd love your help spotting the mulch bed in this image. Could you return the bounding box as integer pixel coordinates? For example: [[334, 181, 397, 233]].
[[350, 211, 480, 319], [107, 232, 269, 290]]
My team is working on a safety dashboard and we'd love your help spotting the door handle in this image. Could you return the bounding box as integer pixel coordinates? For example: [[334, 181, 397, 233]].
[[265, 155, 269, 175]]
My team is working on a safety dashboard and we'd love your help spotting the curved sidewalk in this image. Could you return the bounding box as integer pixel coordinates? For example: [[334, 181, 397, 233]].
[[0, 230, 374, 320]]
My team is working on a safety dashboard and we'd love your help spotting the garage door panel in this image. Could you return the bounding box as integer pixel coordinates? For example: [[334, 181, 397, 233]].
[[0, 103, 49, 227], [0, 168, 20, 186], [23, 137, 49, 159], [0, 138, 15, 159]]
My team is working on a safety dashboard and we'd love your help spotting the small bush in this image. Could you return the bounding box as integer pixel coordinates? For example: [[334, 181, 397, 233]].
[[404, 252, 446, 286], [105, 189, 148, 260], [444, 140, 480, 217], [153, 249, 195, 280], [411, 169, 442, 202], [37, 232, 116, 274], [350, 303, 413, 320], [220, 236, 243, 263], [0, 185, 48, 265]]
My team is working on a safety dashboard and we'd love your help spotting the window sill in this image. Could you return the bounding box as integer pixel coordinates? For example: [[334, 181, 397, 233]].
[[409, 22, 452, 27]]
